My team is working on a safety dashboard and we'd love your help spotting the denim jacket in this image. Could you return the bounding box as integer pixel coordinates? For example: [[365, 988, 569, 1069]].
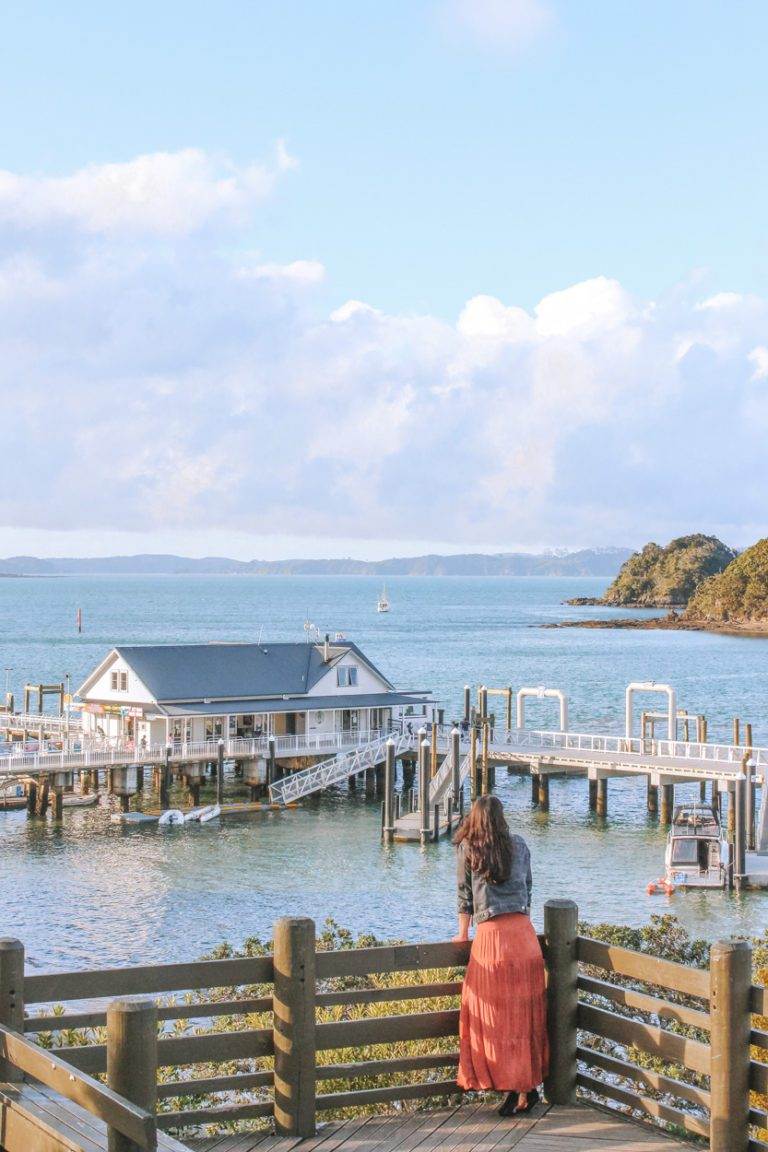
[[457, 835, 533, 924]]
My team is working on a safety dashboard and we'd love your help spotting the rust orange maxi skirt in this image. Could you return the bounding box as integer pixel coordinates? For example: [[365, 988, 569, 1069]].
[[457, 913, 548, 1093]]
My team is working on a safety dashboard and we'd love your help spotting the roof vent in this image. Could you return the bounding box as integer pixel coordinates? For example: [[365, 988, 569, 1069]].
[[324, 634, 330, 663]]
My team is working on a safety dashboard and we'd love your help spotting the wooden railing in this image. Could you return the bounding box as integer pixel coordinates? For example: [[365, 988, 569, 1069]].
[[1, 901, 767, 1151]]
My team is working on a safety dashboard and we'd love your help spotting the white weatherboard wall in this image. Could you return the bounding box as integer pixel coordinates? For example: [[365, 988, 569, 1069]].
[[308, 652, 390, 697], [81, 654, 156, 706]]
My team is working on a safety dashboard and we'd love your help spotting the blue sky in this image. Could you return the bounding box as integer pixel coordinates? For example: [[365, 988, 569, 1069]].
[[1, 1, 767, 558]]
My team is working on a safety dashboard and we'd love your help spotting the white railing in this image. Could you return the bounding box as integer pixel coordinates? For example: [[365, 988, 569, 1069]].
[[269, 732, 414, 805], [495, 729, 768, 772], [0, 712, 83, 733]]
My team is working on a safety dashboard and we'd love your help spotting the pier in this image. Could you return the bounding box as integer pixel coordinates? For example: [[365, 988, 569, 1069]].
[[0, 899, 763, 1151]]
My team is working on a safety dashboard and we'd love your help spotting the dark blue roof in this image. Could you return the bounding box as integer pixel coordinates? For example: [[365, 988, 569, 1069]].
[[113, 641, 394, 702]]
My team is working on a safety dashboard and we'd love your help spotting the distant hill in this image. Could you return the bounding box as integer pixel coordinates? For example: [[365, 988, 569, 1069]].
[[566, 535, 736, 608], [686, 538, 768, 626], [0, 547, 633, 578]]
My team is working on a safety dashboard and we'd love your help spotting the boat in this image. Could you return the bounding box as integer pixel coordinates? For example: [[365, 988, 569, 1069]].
[[184, 804, 221, 823], [62, 792, 99, 808], [0, 780, 27, 811], [158, 808, 186, 826], [377, 584, 390, 613], [663, 802, 727, 889]]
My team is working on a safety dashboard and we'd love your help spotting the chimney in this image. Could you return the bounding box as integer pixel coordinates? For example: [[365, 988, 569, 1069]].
[[324, 633, 330, 662]]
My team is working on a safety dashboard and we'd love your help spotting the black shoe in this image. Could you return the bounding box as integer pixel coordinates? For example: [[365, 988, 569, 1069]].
[[497, 1092, 518, 1117], [514, 1089, 540, 1115]]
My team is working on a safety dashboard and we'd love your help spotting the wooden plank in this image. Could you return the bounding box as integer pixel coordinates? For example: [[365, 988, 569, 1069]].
[[25, 955, 274, 1004], [316, 1079, 459, 1111], [316, 1010, 459, 1050], [749, 1144, 768, 1152], [0, 1082, 105, 1152], [577, 937, 710, 1000], [577, 975, 710, 1031], [751, 984, 768, 1015], [315, 942, 470, 980], [752, 1028, 768, 1050], [157, 1099, 273, 1128], [0, 1023, 156, 1149], [27, 996, 274, 1033], [577, 1002, 711, 1074], [577, 1074, 709, 1139], [750, 1060, 768, 1094], [749, 1108, 768, 1129], [576, 1045, 710, 1110], [316, 1052, 459, 1080], [22, 1081, 189, 1152], [157, 1069, 273, 1098], [315, 982, 463, 1008], [61, 1025, 274, 1074]]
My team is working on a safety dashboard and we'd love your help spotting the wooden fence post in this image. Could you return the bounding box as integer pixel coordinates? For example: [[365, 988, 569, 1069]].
[[0, 939, 24, 1083], [709, 939, 752, 1152], [106, 998, 157, 1152], [273, 917, 316, 1137], [544, 899, 579, 1105]]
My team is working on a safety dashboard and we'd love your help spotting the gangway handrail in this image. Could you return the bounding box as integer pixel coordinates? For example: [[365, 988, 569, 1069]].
[[269, 731, 414, 805]]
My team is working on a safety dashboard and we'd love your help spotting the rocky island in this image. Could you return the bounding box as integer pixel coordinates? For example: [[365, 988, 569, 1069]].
[[564, 534, 736, 608], [551, 535, 768, 635]]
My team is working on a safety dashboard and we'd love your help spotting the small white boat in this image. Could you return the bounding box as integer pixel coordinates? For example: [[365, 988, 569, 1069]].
[[63, 793, 99, 808], [184, 804, 221, 824], [158, 808, 186, 826], [110, 811, 158, 825], [664, 802, 727, 889], [377, 584, 390, 613]]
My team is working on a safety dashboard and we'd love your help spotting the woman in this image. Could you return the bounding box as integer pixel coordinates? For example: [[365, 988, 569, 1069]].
[[454, 795, 548, 1116]]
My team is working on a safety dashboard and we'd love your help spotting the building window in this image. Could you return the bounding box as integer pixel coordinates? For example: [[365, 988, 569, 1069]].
[[119, 672, 128, 692], [111, 672, 118, 690], [337, 666, 358, 687]]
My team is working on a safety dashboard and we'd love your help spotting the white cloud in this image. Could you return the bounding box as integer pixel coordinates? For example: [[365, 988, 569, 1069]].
[[749, 346, 768, 381], [1, 150, 767, 551], [0, 143, 295, 235], [440, 0, 555, 53]]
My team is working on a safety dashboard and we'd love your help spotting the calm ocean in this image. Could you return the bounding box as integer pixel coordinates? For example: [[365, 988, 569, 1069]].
[[0, 574, 766, 970]]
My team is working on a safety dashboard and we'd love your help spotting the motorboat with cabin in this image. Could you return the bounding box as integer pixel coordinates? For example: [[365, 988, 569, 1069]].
[[664, 802, 727, 890]]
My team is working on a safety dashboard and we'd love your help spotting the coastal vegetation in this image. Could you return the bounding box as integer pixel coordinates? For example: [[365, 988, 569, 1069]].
[[567, 535, 736, 609], [685, 538, 768, 627]]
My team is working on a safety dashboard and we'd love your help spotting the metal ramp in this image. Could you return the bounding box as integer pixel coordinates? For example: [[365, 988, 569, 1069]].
[[392, 741, 470, 840], [269, 731, 413, 805]]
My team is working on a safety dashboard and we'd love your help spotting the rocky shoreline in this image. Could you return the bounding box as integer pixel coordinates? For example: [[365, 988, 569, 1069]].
[[543, 612, 768, 636]]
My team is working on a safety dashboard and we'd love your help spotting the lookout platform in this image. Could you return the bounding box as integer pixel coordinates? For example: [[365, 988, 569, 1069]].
[[186, 1102, 693, 1152]]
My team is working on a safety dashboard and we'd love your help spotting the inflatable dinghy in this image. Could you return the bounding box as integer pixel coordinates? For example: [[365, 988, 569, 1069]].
[[158, 808, 185, 826]]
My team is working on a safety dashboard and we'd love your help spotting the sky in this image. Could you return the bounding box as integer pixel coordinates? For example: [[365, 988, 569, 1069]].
[[1, 0, 767, 560]]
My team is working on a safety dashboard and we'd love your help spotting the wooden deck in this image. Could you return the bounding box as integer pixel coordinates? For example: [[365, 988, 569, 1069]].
[[187, 1102, 694, 1152]]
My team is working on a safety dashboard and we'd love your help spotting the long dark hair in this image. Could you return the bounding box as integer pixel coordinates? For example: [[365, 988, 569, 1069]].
[[454, 795, 513, 884]]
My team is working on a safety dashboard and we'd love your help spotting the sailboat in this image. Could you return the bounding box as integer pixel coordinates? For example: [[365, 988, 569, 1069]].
[[377, 584, 390, 613]]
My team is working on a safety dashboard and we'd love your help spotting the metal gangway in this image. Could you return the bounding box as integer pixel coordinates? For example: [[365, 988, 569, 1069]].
[[269, 730, 414, 805]]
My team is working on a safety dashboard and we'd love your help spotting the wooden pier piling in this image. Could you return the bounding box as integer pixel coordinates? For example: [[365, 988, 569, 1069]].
[[538, 773, 550, 811], [660, 783, 673, 824], [451, 727, 461, 811], [596, 777, 608, 817], [418, 736, 430, 845], [382, 739, 395, 843], [647, 778, 659, 814], [588, 778, 597, 812]]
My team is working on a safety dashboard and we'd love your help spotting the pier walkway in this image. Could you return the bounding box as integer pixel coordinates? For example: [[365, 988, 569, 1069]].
[[186, 1102, 693, 1152]]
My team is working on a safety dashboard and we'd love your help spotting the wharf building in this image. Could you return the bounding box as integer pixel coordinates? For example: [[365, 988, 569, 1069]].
[[76, 638, 435, 748]]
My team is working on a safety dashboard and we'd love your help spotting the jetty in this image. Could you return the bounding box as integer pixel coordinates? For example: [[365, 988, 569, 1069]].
[[0, 899, 762, 1151]]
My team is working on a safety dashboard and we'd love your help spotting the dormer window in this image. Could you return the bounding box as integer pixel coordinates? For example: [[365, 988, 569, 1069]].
[[337, 666, 358, 687], [111, 672, 118, 690], [111, 670, 128, 692]]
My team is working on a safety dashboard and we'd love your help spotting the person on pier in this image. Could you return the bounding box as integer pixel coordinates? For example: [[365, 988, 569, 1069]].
[[453, 795, 548, 1116]]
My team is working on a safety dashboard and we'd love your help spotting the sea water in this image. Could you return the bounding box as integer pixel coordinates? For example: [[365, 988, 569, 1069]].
[[0, 574, 765, 970]]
